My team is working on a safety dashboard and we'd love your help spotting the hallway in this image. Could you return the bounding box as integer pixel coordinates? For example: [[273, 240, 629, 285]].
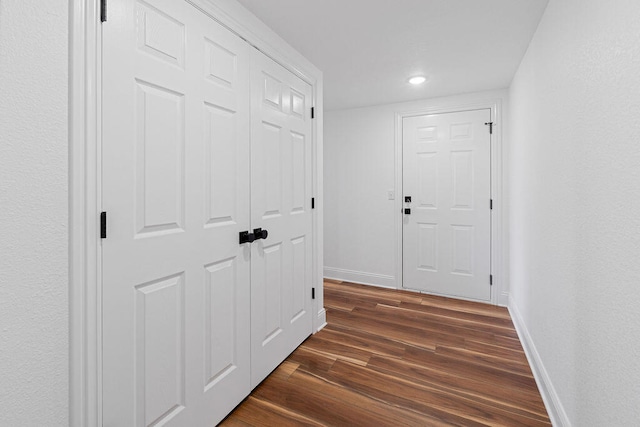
[[223, 281, 550, 426]]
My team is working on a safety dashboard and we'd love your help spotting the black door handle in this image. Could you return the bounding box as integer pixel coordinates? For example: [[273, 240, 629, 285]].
[[239, 231, 256, 244], [404, 208, 411, 214], [405, 196, 412, 203], [253, 228, 268, 240]]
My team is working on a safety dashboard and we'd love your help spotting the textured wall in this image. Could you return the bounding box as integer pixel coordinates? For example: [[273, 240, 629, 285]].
[[325, 90, 507, 291], [0, 1, 69, 425], [509, 0, 640, 424]]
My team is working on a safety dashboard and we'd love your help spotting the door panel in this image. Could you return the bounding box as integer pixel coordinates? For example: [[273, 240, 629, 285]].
[[203, 258, 238, 389], [402, 109, 491, 301], [250, 50, 314, 387], [135, 273, 185, 427], [102, 1, 251, 425], [134, 80, 185, 236]]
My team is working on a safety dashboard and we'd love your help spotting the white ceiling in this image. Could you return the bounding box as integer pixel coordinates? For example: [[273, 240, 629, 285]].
[[236, 0, 549, 111]]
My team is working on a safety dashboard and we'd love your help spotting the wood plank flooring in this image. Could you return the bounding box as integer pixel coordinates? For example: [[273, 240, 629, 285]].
[[221, 281, 550, 426]]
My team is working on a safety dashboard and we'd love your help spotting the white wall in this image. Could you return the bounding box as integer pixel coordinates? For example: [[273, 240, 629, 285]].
[[0, 1, 69, 425], [324, 105, 397, 287], [325, 90, 507, 296], [509, 0, 640, 425]]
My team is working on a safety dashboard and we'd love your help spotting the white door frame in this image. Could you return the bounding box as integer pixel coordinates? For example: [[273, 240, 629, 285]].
[[69, 1, 324, 426], [394, 99, 506, 306]]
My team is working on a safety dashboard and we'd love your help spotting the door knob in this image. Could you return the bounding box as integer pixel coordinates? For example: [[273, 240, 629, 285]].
[[404, 208, 411, 214], [239, 231, 256, 244], [253, 228, 268, 240], [405, 196, 412, 203]]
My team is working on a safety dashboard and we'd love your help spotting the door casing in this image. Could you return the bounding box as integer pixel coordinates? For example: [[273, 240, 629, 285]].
[[69, 1, 325, 426], [394, 100, 506, 306]]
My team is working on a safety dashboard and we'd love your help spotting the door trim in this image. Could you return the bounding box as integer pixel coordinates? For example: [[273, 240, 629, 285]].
[[69, 2, 102, 426], [394, 99, 506, 306], [69, 1, 324, 426]]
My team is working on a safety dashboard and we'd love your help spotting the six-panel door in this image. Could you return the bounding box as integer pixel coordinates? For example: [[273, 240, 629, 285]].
[[102, 1, 252, 425], [249, 50, 314, 387], [402, 109, 492, 301]]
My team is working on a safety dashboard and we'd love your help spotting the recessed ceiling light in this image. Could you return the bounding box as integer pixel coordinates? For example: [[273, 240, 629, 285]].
[[408, 76, 426, 85]]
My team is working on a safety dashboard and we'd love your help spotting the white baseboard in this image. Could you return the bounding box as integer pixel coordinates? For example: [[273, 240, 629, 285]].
[[498, 290, 509, 307], [315, 308, 327, 333], [508, 299, 571, 427], [323, 267, 397, 289]]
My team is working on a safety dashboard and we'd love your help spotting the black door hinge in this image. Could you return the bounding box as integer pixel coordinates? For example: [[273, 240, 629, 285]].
[[100, 0, 107, 22], [311, 197, 315, 209], [490, 274, 493, 286], [311, 107, 315, 119], [485, 122, 494, 134], [100, 212, 107, 239], [490, 199, 493, 210], [312, 288, 316, 299]]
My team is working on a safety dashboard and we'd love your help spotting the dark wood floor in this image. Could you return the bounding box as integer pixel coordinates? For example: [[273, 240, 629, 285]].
[[221, 281, 550, 426]]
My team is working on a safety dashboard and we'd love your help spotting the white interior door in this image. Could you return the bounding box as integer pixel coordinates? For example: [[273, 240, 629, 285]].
[[402, 109, 491, 301], [250, 50, 314, 386], [102, 1, 251, 425]]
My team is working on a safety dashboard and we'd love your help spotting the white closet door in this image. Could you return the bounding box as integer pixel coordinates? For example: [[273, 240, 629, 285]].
[[250, 50, 314, 386], [102, 1, 251, 425], [402, 109, 491, 301]]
